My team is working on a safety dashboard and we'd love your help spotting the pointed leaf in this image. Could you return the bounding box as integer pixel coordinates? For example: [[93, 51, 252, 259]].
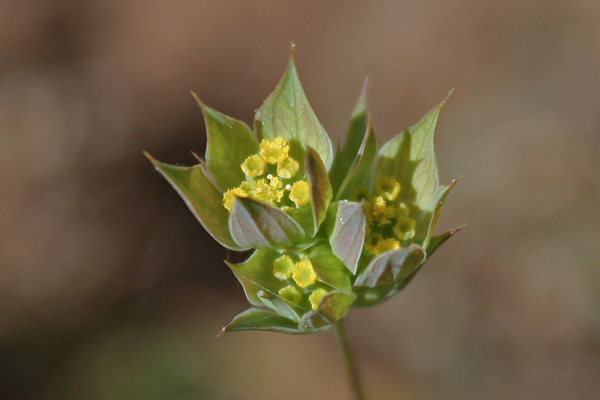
[[305, 147, 332, 235], [145, 153, 244, 251], [258, 291, 301, 322], [330, 81, 368, 191], [335, 119, 378, 201], [376, 97, 449, 209], [300, 290, 356, 330], [354, 244, 425, 288], [310, 244, 352, 291], [328, 201, 366, 275], [229, 197, 305, 248], [219, 308, 304, 335], [425, 178, 458, 245], [426, 225, 465, 257], [413, 179, 457, 247], [193, 94, 258, 191], [226, 248, 284, 307], [254, 51, 333, 169]]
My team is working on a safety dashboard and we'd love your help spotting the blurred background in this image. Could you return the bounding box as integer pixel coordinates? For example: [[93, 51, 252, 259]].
[[1, 0, 599, 399]]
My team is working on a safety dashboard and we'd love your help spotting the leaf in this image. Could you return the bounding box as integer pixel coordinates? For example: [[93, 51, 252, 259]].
[[193, 94, 259, 191], [145, 153, 244, 251], [309, 244, 352, 291], [413, 179, 457, 247], [258, 291, 301, 322], [226, 248, 286, 307], [354, 244, 426, 288], [376, 96, 449, 210], [424, 178, 458, 246], [335, 119, 378, 201], [229, 197, 305, 248], [330, 80, 369, 191], [305, 147, 332, 236], [328, 201, 366, 275], [254, 49, 334, 169], [300, 290, 356, 330], [219, 308, 304, 336], [426, 225, 465, 257]]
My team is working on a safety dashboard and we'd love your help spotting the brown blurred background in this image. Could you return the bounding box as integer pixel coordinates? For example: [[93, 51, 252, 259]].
[[1, 0, 599, 399]]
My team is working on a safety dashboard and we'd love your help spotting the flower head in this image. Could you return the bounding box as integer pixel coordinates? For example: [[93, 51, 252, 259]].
[[147, 48, 460, 334], [260, 137, 290, 164]]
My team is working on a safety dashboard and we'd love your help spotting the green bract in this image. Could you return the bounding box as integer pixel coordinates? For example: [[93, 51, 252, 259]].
[[146, 48, 462, 335]]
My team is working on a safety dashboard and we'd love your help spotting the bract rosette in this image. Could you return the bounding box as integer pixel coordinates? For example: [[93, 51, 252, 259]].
[[146, 47, 461, 334]]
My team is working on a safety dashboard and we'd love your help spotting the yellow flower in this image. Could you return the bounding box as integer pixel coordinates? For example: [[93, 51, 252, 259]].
[[277, 157, 299, 179], [364, 232, 383, 254], [395, 202, 410, 217], [371, 196, 387, 216], [393, 216, 416, 241], [292, 258, 317, 288], [376, 177, 401, 201], [289, 180, 310, 207], [268, 175, 283, 190], [279, 285, 302, 305], [241, 155, 266, 178], [260, 137, 289, 164], [372, 238, 401, 255], [222, 186, 249, 211], [308, 288, 328, 310], [273, 254, 295, 279], [251, 178, 284, 204]]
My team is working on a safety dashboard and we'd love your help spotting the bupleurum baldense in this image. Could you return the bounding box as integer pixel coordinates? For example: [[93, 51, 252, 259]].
[[146, 47, 462, 334]]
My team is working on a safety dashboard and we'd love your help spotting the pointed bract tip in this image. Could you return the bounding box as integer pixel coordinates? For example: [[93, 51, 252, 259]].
[[440, 88, 455, 106], [451, 224, 467, 234], [289, 41, 296, 57], [357, 77, 370, 108], [143, 150, 158, 165], [216, 325, 228, 338], [191, 151, 204, 164], [190, 90, 205, 108], [361, 76, 370, 96]]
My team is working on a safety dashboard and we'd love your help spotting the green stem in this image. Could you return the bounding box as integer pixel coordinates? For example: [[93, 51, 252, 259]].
[[334, 319, 365, 400]]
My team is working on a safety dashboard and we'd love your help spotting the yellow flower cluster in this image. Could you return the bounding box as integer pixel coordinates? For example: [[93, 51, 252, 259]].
[[222, 138, 310, 211], [356, 177, 417, 256], [273, 254, 329, 310]]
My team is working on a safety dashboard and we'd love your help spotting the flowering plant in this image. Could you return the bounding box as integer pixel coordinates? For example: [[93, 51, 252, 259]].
[[145, 48, 461, 337]]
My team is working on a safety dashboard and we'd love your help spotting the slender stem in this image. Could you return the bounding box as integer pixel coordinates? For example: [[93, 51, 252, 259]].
[[334, 319, 365, 400]]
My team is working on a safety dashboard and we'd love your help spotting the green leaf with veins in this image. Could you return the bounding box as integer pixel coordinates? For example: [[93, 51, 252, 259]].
[[254, 49, 333, 169], [226, 248, 289, 308], [193, 94, 258, 191], [220, 308, 309, 335], [229, 197, 305, 248], [376, 96, 449, 210], [145, 153, 244, 251]]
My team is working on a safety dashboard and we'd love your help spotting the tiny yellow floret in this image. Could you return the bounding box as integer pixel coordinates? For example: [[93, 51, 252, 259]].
[[372, 196, 388, 216], [289, 180, 310, 207], [273, 255, 295, 279], [241, 155, 266, 178], [393, 216, 416, 241], [376, 177, 401, 201], [279, 285, 302, 305], [268, 176, 283, 190], [395, 202, 410, 217], [308, 288, 328, 310], [222, 187, 249, 211], [292, 258, 317, 288], [372, 238, 401, 255], [260, 137, 289, 164], [277, 157, 299, 179]]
